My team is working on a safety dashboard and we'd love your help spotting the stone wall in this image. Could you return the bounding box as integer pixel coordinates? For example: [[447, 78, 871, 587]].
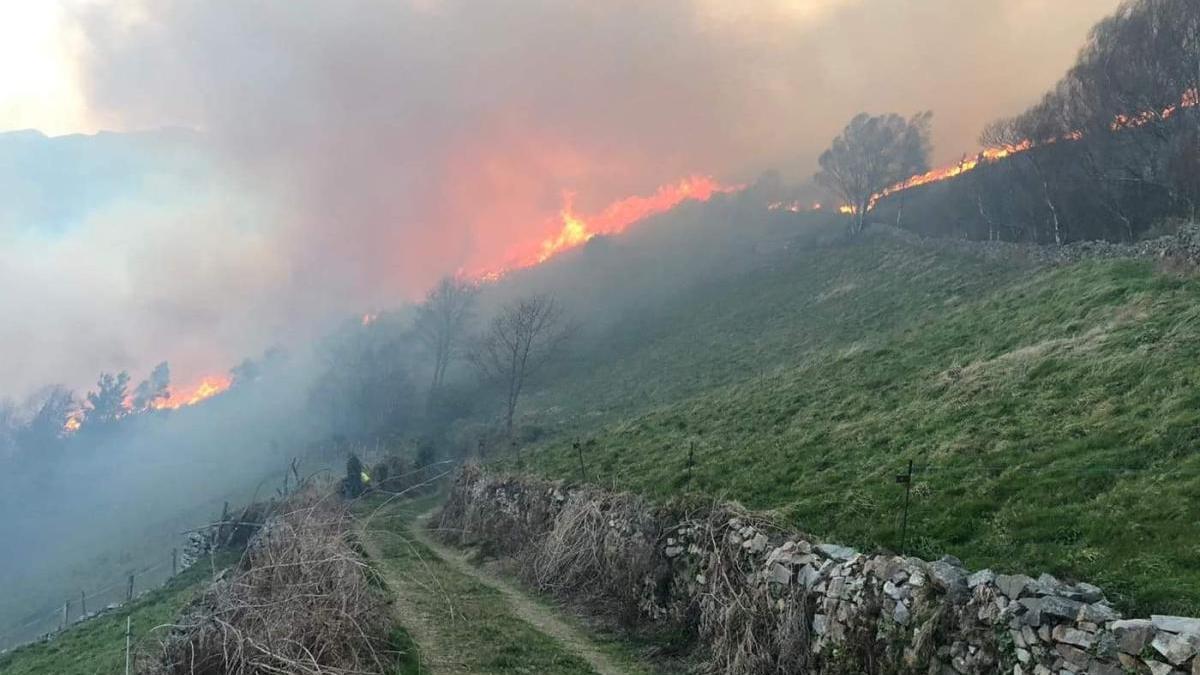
[[439, 467, 1200, 674], [875, 221, 1200, 270]]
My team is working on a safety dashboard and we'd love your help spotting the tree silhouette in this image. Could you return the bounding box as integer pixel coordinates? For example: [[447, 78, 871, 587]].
[[816, 111, 932, 234], [470, 294, 571, 436], [84, 371, 131, 429], [132, 361, 171, 411], [414, 277, 478, 400]]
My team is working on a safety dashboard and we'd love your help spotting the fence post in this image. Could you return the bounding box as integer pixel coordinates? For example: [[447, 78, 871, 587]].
[[574, 439, 587, 482], [896, 460, 914, 553], [124, 616, 132, 675], [687, 440, 695, 485], [172, 548, 178, 577], [61, 601, 69, 630], [81, 590, 86, 617], [127, 574, 135, 602]]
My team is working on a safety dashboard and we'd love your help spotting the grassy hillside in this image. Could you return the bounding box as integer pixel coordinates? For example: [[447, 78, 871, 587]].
[[507, 230, 1200, 616], [0, 554, 237, 675]]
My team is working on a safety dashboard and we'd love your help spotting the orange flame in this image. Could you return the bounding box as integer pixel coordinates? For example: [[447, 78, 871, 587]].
[[849, 88, 1199, 213], [150, 374, 233, 410], [477, 175, 738, 280]]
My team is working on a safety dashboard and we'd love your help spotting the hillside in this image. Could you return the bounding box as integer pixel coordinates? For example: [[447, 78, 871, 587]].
[[499, 226, 1200, 616]]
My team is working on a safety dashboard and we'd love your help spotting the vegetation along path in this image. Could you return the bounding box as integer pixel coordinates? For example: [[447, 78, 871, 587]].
[[355, 494, 651, 675]]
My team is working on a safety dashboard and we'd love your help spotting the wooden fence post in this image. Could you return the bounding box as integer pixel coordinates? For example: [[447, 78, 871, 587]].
[[124, 616, 132, 675]]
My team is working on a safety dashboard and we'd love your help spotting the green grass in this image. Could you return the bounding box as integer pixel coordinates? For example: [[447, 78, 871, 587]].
[[0, 553, 238, 675], [498, 233, 1200, 617], [355, 494, 605, 674]]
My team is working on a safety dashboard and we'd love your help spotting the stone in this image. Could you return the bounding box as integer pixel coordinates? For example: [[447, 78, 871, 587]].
[[767, 563, 791, 585], [1057, 642, 1091, 669], [1016, 647, 1032, 664], [1036, 573, 1063, 595], [1022, 625, 1039, 648], [969, 569, 997, 588], [797, 565, 821, 589], [1144, 661, 1174, 675], [1112, 619, 1155, 654], [998, 574, 1036, 599], [1086, 661, 1123, 675], [1152, 631, 1200, 666], [1012, 629, 1027, 649], [1072, 583, 1105, 603], [1117, 653, 1141, 671], [664, 546, 683, 558], [883, 580, 907, 601], [812, 613, 827, 635], [1077, 603, 1120, 624], [747, 532, 769, 554], [1053, 625, 1095, 649], [1154, 616, 1200, 637], [893, 601, 911, 625], [817, 543, 858, 561], [1091, 632, 1118, 659], [929, 560, 968, 597], [1041, 596, 1085, 620], [1019, 597, 1044, 626]]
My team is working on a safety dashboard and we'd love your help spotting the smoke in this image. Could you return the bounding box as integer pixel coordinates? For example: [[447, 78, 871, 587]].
[[0, 0, 1122, 396]]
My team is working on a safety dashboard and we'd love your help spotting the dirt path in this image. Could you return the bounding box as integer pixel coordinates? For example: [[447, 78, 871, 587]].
[[356, 496, 644, 675], [408, 509, 628, 675]]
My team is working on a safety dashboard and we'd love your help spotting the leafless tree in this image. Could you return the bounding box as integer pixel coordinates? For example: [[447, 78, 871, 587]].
[[470, 294, 571, 436], [815, 111, 933, 234], [414, 276, 479, 399]]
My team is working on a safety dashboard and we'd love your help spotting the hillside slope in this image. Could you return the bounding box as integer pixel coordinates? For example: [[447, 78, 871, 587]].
[[509, 230, 1200, 616]]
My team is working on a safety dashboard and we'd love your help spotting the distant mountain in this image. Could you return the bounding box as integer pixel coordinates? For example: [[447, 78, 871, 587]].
[[0, 127, 216, 235]]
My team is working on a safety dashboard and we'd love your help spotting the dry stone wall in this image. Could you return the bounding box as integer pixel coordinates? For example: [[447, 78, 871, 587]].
[[439, 467, 1200, 674]]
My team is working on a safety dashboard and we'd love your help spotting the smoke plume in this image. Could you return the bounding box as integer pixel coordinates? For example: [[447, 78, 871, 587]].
[[2, 0, 1122, 395]]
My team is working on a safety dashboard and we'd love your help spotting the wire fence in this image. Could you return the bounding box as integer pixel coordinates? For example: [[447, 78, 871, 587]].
[[0, 480, 279, 654], [0, 547, 182, 653], [0, 452, 359, 655]]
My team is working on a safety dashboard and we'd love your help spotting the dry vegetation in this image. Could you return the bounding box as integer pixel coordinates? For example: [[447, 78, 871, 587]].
[[144, 486, 395, 675], [439, 466, 892, 673]]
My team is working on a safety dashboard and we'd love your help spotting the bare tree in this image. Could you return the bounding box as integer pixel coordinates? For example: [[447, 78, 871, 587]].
[[815, 111, 933, 234], [470, 294, 571, 437], [414, 277, 479, 399]]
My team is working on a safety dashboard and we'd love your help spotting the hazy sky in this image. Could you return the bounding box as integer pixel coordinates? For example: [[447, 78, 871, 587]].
[[0, 0, 1124, 397]]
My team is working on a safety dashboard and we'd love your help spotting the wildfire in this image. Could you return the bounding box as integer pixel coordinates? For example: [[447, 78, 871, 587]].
[[849, 88, 1199, 214], [150, 374, 233, 410], [477, 175, 738, 280], [767, 200, 853, 215]]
